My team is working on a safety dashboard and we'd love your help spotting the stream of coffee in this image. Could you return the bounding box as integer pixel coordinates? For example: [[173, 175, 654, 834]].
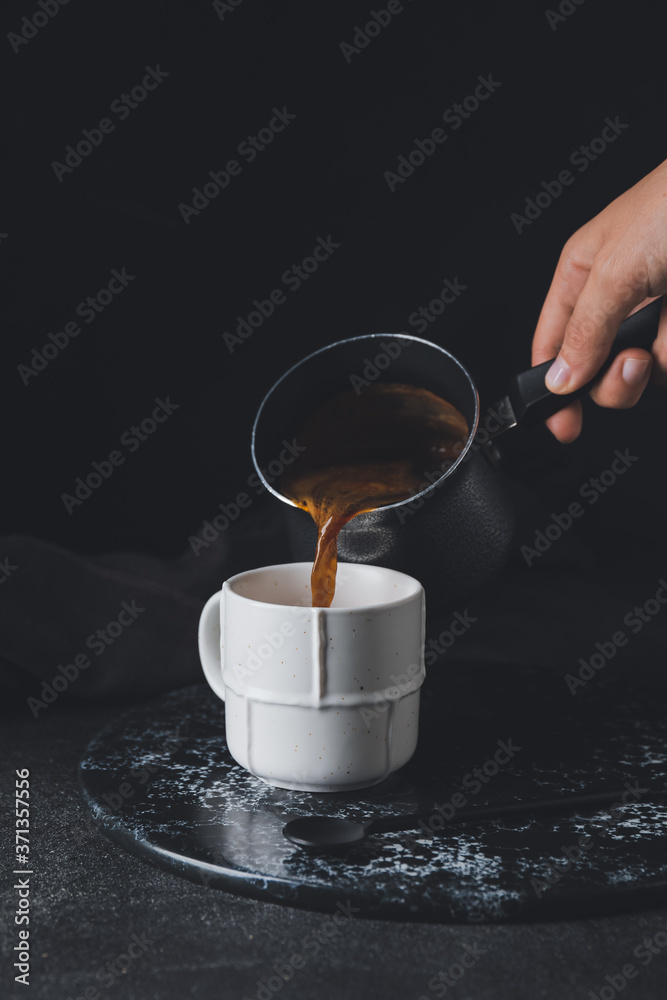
[[281, 382, 468, 607]]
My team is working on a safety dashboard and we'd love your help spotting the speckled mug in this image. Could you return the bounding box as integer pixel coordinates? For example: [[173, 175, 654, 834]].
[[198, 561, 425, 792]]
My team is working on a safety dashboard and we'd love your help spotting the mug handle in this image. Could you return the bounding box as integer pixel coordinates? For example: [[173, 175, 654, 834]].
[[198, 590, 226, 701]]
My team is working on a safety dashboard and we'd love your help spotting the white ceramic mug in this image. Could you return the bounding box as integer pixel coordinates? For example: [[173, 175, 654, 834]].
[[198, 561, 425, 792]]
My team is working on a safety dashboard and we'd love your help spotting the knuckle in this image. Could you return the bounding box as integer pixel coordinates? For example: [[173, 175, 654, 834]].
[[558, 242, 585, 279], [558, 221, 598, 273], [563, 316, 593, 356], [595, 250, 650, 302], [638, 250, 666, 297], [592, 250, 621, 283]]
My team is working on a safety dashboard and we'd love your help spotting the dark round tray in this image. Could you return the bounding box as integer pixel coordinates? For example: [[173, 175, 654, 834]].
[[79, 663, 667, 923]]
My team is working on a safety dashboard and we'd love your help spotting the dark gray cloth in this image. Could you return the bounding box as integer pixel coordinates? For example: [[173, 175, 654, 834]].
[[0, 503, 290, 703]]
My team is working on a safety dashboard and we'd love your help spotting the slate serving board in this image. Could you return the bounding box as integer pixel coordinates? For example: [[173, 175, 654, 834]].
[[78, 664, 667, 923]]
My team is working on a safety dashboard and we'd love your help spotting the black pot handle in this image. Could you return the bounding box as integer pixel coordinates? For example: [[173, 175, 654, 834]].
[[506, 297, 663, 429]]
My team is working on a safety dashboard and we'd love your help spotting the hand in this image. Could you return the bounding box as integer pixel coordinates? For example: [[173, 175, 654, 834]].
[[531, 159, 667, 442]]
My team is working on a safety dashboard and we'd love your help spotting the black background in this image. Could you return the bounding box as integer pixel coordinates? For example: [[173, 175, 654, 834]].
[[3, 0, 666, 557], [4, 4, 667, 999]]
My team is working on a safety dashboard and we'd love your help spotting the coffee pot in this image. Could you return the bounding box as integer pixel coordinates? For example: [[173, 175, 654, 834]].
[[251, 300, 661, 604]]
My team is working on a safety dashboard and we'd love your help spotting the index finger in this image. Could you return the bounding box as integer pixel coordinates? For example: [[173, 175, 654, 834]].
[[532, 238, 597, 367], [543, 263, 648, 393]]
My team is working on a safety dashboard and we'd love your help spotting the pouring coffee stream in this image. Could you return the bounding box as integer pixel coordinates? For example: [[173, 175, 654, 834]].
[[281, 383, 469, 607], [253, 298, 662, 606]]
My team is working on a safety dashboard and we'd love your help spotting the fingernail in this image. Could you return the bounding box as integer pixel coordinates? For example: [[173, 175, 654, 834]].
[[622, 357, 650, 386], [545, 356, 571, 391]]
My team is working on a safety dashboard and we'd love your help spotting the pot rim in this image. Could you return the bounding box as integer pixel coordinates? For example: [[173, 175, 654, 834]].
[[251, 332, 481, 511]]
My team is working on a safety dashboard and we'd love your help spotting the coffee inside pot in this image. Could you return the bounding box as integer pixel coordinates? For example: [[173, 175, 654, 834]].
[[281, 382, 468, 606]]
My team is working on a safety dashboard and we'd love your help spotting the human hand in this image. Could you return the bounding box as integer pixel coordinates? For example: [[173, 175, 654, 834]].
[[531, 159, 667, 442]]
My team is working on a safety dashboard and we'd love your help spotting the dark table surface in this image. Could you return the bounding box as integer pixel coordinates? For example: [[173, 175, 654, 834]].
[[4, 694, 667, 1000]]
